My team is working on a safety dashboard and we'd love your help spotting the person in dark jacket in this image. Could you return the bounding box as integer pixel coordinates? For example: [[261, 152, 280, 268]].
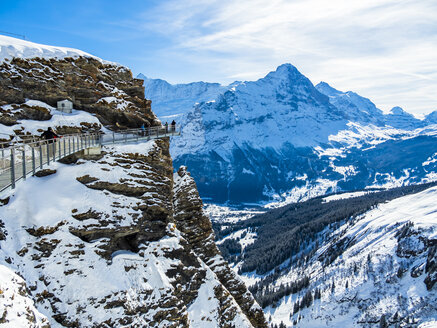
[[171, 120, 176, 132], [41, 127, 58, 141]]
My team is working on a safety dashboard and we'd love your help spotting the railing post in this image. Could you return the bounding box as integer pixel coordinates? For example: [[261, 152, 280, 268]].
[[39, 144, 43, 169], [58, 139, 61, 159], [47, 143, 50, 165], [52, 142, 56, 162], [32, 147, 36, 175], [112, 132, 115, 144], [63, 138, 66, 157], [22, 149, 26, 180], [10, 148, 15, 189], [73, 137, 75, 153]]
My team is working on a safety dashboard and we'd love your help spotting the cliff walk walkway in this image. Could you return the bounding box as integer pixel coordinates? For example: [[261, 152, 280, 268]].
[[0, 125, 181, 192]]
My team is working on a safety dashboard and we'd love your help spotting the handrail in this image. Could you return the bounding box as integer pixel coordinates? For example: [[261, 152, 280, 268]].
[[0, 124, 181, 192]]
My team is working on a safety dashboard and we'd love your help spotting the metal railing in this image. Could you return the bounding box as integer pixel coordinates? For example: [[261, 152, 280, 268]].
[[0, 133, 101, 192], [0, 125, 181, 192], [100, 125, 181, 145]]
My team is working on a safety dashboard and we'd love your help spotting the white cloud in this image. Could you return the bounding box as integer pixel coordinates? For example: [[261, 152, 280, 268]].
[[137, 0, 437, 115]]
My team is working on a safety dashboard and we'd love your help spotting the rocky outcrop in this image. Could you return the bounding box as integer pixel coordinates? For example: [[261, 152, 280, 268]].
[[425, 243, 437, 290], [0, 136, 264, 327], [0, 56, 156, 128], [0, 38, 266, 326], [173, 166, 268, 327], [0, 102, 52, 126]]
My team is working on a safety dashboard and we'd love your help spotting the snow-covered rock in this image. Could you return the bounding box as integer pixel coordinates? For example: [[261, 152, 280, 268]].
[[0, 34, 108, 64], [0, 36, 156, 137]]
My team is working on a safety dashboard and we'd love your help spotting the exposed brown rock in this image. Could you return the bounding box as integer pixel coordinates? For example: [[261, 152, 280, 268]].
[[26, 221, 65, 237], [0, 56, 157, 129], [34, 169, 57, 177]]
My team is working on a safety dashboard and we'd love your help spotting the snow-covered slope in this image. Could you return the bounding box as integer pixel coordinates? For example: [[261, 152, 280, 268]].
[[315, 82, 427, 130], [0, 34, 109, 64], [263, 185, 437, 327], [426, 111, 437, 125], [0, 264, 50, 327], [315, 81, 385, 126], [212, 184, 437, 327]]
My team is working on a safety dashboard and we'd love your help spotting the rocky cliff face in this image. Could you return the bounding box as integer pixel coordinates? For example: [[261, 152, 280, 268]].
[[0, 140, 266, 327], [173, 167, 266, 327], [0, 56, 156, 130], [0, 36, 265, 327], [0, 131, 266, 328]]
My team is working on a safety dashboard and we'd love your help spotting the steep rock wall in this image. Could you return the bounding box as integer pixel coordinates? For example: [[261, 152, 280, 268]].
[[0, 57, 156, 129], [0, 137, 266, 327], [173, 166, 267, 327]]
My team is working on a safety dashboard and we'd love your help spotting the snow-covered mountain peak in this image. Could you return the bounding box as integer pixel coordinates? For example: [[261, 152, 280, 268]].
[[269, 63, 299, 76], [316, 81, 385, 126], [261, 63, 314, 89], [137, 73, 227, 119], [315, 81, 342, 95], [140, 63, 437, 204], [385, 106, 424, 130], [0, 34, 111, 64], [390, 106, 410, 116], [426, 110, 437, 124]]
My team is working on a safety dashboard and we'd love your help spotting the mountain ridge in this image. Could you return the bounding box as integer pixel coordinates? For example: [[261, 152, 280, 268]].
[[138, 64, 437, 204]]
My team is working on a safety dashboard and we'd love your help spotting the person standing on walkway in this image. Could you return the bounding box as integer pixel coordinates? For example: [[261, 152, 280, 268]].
[[41, 127, 58, 142], [171, 120, 176, 132], [165, 122, 169, 133]]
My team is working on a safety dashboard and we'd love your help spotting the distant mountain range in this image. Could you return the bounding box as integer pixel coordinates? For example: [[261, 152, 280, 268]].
[[138, 64, 437, 204]]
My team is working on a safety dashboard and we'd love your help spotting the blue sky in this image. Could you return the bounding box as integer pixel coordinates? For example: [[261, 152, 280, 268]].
[[1, 0, 437, 115]]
